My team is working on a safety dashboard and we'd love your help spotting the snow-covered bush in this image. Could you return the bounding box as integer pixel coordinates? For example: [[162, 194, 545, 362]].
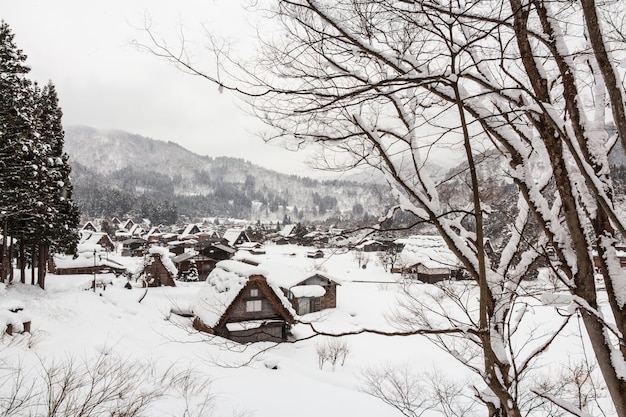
[[316, 337, 350, 370]]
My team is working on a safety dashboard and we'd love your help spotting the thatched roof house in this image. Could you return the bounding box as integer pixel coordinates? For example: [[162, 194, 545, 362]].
[[193, 260, 296, 343], [232, 256, 341, 316], [392, 235, 461, 283], [137, 247, 177, 287]]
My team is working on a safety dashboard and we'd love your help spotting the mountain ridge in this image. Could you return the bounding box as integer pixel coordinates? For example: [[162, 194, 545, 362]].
[[64, 126, 388, 223]]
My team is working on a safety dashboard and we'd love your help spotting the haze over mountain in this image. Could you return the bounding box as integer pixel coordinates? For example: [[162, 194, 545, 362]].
[[64, 126, 389, 223]]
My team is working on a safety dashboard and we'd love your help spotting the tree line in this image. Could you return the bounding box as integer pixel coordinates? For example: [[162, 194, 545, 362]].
[[0, 21, 79, 289]]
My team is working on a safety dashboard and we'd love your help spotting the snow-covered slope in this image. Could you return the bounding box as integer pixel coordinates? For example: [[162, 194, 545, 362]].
[[65, 126, 388, 220], [0, 244, 613, 416]]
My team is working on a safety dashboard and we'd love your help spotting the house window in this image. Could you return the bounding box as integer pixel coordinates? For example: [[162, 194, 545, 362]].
[[246, 300, 262, 312], [250, 288, 259, 297]]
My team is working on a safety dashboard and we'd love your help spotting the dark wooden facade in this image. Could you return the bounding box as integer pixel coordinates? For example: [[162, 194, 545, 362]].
[[142, 254, 176, 287], [121, 238, 147, 257], [51, 263, 126, 276], [189, 239, 236, 280], [284, 273, 339, 315], [193, 274, 295, 343], [392, 262, 453, 283]]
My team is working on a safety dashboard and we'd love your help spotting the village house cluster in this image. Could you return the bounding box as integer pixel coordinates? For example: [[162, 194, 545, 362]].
[[42, 218, 471, 341], [48, 216, 623, 343]]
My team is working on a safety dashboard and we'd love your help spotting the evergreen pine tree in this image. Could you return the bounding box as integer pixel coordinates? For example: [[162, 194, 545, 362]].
[[0, 22, 79, 287], [35, 81, 79, 257], [0, 21, 34, 282]]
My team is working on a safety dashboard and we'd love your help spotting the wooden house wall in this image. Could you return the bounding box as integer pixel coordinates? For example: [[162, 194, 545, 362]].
[[175, 259, 192, 278], [226, 322, 285, 343], [416, 272, 450, 284], [196, 259, 217, 280], [291, 297, 320, 315], [97, 236, 115, 252], [392, 265, 452, 283], [144, 257, 175, 287], [52, 265, 125, 276], [199, 246, 232, 261], [228, 283, 284, 322], [319, 284, 337, 310], [593, 254, 626, 268], [299, 275, 338, 311]]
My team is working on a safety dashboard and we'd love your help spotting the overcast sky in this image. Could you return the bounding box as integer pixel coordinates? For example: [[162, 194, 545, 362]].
[[1, 0, 322, 176]]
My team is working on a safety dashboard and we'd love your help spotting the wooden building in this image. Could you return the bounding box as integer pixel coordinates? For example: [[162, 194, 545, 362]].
[[283, 272, 340, 315], [393, 261, 453, 284], [121, 238, 147, 257], [222, 228, 251, 247], [79, 231, 115, 252], [392, 235, 461, 283], [80, 221, 98, 232], [192, 239, 236, 279], [50, 256, 126, 276], [193, 261, 296, 343], [140, 249, 177, 287]]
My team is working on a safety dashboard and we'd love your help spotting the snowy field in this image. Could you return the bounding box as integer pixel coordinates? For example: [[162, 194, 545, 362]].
[[0, 244, 614, 416]]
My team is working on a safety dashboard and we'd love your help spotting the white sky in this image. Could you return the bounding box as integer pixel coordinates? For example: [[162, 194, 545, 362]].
[[1, 0, 319, 176]]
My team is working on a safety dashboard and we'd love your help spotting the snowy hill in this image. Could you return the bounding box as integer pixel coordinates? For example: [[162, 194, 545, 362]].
[[64, 126, 388, 221]]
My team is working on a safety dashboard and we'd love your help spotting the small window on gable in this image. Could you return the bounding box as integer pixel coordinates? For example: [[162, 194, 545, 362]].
[[246, 300, 262, 312], [250, 288, 259, 297]]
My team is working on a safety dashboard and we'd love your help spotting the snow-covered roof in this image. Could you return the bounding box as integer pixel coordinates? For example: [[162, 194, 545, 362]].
[[53, 252, 126, 270], [394, 235, 447, 248], [291, 285, 326, 298], [192, 260, 295, 328], [79, 231, 113, 248], [279, 224, 297, 237], [80, 221, 97, 231], [232, 255, 341, 288], [148, 246, 178, 276], [238, 242, 260, 249], [396, 235, 460, 269], [145, 227, 161, 237], [180, 223, 200, 237], [128, 224, 144, 236], [354, 239, 383, 249], [76, 242, 105, 254], [222, 228, 247, 246], [172, 250, 199, 264]]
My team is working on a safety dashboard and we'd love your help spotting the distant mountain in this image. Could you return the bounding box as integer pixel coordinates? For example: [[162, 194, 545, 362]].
[[64, 126, 389, 223]]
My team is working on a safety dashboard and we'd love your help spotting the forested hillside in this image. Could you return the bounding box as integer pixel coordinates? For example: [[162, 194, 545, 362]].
[[65, 126, 388, 223]]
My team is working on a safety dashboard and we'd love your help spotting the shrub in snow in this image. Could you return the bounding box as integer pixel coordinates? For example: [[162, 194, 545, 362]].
[[316, 337, 350, 370], [0, 352, 217, 417]]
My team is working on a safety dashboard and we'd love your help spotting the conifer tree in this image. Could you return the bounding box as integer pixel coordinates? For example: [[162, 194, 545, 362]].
[[0, 21, 34, 282], [37, 82, 79, 257], [0, 21, 79, 287]]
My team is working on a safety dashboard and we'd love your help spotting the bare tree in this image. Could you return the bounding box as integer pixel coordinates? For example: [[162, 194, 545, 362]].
[[0, 351, 220, 417], [316, 336, 350, 370], [140, 0, 626, 415], [362, 365, 478, 417]]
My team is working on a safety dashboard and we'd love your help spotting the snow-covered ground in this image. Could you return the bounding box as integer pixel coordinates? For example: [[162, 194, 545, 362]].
[[0, 244, 614, 416]]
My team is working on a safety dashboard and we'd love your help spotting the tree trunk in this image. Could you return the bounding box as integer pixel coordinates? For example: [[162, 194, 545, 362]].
[[580, 0, 626, 152], [8, 234, 14, 283], [591, 216, 626, 416], [38, 242, 46, 289], [19, 237, 25, 284], [31, 242, 36, 286], [546, 132, 626, 417], [1, 218, 7, 283]]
